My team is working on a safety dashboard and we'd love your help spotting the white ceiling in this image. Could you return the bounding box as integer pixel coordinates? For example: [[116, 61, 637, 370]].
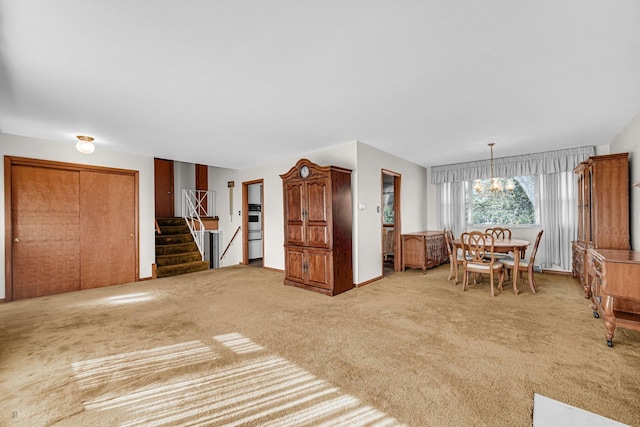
[[1, 1, 639, 169]]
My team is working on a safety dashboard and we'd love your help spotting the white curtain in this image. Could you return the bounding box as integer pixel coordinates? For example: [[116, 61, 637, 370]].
[[539, 171, 576, 270], [436, 181, 466, 239]]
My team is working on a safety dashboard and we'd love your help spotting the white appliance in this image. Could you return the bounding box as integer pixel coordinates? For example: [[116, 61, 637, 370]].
[[248, 195, 263, 259]]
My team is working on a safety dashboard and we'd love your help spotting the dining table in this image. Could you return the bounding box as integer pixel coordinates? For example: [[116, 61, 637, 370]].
[[453, 237, 530, 295]]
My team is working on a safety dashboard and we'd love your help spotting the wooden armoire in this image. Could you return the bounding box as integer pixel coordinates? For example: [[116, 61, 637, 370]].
[[280, 159, 353, 296], [572, 152, 629, 297]]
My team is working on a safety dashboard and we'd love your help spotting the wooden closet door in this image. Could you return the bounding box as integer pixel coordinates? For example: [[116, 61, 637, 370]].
[[80, 171, 136, 289], [11, 166, 81, 299]]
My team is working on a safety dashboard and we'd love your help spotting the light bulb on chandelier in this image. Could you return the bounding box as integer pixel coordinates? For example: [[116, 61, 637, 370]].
[[473, 143, 514, 193]]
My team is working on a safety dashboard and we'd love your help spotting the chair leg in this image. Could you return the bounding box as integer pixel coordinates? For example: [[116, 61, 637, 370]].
[[489, 270, 495, 298], [528, 267, 537, 294], [447, 261, 454, 281]]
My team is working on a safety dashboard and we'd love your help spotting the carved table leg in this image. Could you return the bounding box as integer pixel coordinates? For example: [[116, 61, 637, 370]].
[[603, 294, 616, 347]]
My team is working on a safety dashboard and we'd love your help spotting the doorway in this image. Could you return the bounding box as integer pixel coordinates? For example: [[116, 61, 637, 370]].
[[381, 170, 401, 276], [242, 180, 264, 267]]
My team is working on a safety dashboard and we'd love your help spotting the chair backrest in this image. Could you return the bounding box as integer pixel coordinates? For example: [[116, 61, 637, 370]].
[[383, 229, 395, 255], [485, 227, 512, 240], [443, 228, 455, 258], [461, 231, 495, 263], [529, 230, 544, 264]]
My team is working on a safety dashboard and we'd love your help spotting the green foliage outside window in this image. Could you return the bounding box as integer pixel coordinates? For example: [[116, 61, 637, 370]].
[[383, 193, 394, 225], [468, 176, 536, 225]]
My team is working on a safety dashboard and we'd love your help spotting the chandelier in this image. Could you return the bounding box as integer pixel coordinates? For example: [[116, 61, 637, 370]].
[[473, 143, 515, 192]]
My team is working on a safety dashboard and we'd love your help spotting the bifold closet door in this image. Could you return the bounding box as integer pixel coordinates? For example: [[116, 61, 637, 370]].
[[11, 165, 81, 299], [80, 171, 136, 289]]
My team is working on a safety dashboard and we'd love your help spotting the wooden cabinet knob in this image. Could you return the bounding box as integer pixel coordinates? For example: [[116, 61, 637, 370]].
[[14, 237, 20, 243]]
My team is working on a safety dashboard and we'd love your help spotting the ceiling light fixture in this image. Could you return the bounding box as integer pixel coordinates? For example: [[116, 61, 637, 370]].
[[76, 135, 95, 154], [473, 143, 514, 193]]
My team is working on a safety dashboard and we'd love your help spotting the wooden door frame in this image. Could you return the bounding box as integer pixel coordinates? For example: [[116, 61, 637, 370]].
[[4, 156, 140, 302], [381, 169, 402, 274], [241, 179, 264, 266]]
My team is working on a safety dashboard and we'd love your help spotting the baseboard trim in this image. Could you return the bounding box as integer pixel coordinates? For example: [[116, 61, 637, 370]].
[[139, 276, 153, 281], [357, 276, 382, 288], [263, 266, 285, 273], [542, 269, 572, 276]]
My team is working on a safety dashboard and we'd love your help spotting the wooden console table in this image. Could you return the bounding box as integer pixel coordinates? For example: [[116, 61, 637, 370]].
[[587, 248, 640, 347], [401, 231, 447, 274]]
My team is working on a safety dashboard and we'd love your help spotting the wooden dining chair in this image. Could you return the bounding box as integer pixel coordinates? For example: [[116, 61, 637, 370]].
[[443, 228, 465, 284], [484, 227, 512, 260], [502, 230, 544, 294], [485, 227, 512, 240], [461, 231, 505, 298]]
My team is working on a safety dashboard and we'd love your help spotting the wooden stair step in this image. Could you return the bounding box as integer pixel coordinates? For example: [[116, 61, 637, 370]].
[[157, 261, 209, 278]]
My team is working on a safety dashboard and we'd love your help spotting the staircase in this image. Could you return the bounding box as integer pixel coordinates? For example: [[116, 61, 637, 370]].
[[155, 218, 209, 278]]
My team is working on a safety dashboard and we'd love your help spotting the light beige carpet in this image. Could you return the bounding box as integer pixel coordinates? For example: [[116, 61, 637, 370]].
[[1, 265, 639, 426]]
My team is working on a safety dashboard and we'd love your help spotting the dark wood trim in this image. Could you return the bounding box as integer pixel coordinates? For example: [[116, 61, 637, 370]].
[[4, 156, 140, 302], [357, 276, 382, 288], [4, 156, 13, 302], [7, 156, 137, 175], [262, 266, 284, 273]]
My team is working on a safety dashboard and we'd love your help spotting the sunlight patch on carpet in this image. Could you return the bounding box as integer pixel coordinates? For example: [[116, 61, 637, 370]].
[[104, 292, 155, 305], [72, 333, 405, 426], [214, 332, 265, 354], [72, 340, 218, 390]]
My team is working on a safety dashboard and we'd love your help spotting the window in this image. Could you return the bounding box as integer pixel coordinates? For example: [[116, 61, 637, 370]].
[[466, 176, 538, 226]]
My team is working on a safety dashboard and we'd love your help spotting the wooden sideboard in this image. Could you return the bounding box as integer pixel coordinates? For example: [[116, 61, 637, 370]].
[[587, 248, 640, 347], [401, 231, 447, 274]]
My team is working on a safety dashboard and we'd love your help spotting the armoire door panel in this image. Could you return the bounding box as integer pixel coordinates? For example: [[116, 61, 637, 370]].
[[285, 248, 305, 283], [80, 171, 136, 289], [284, 182, 305, 245], [307, 225, 329, 248], [306, 250, 331, 289], [11, 165, 81, 299], [306, 180, 327, 223], [306, 179, 329, 247]]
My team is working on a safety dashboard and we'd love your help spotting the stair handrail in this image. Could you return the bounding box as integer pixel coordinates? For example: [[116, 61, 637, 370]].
[[182, 190, 206, 260], [220, 226, 241, 260]]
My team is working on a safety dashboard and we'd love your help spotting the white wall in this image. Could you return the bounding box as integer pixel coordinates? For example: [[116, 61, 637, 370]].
[[0, 133, 156, 299], [355, 142, 429, 282], [207, 166, 240, 267], [611, 112, 640, 251]]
